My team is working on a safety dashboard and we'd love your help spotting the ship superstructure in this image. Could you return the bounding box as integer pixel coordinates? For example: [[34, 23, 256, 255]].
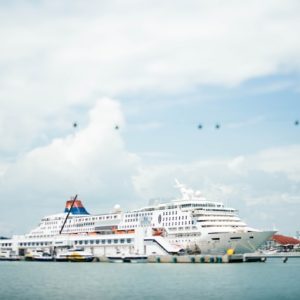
[[0, 181, 275, 257]]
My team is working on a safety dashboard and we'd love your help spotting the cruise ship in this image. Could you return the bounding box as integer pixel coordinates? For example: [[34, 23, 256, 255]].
[[0, 181, 275, 258]]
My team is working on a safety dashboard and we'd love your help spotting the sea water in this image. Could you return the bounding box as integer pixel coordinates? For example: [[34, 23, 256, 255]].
[[0, 259, 299, 300]]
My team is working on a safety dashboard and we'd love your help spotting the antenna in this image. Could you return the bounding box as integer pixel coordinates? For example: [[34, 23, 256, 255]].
[[59, 194, 78, 235]]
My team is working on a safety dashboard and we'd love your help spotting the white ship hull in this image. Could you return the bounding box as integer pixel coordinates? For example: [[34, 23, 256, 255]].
[[194, 230, 276, 254], [0, 181, 275, 257], [0, 229, 275, 257]]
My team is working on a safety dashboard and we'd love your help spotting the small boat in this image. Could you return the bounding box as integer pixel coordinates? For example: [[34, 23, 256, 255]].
[[0, 250, 20, 261], [54, 251, 68, 262], [108, 254, 148, 263], [56, 248, 95, 262], [34, 252, 53, 262], [261, 249, 278, 255], [25, 249, 53, 261]]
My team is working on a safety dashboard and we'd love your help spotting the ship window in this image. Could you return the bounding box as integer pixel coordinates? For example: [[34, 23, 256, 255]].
[[90, 240, 94, 244], [79, 241, 83, 245], [114, 240, 118, 244], [126, 239, 131, 243], [230, 237, 241, 240], [120, 239, 125, 244], [249, 236, 254, 239], [75, 241, 78, 245], [96, 240, 100, 244], [101, 240, 105, 244], [108, 239, 112, 244]]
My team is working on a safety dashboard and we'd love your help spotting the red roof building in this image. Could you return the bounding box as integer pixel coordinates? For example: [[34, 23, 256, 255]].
[[272, 234, 300, 245]]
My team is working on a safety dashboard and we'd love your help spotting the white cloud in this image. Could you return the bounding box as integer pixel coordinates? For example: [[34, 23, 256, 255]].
[[1, 0, 300, 156], [1, 0, 300, 99], [0, 98, 140, 234], [252, 145, 300, 181], [132, 145, 300, 233], [0, 96, 299, 235], [134, 145, 300, 203], [1, 0, 300, 236]]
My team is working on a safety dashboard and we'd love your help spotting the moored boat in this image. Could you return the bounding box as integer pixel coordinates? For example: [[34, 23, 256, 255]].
[[66, 248, 94, 262], [25, 249, 53, 261], [0, 249, 20, 261], [108, 254, 148, 263]]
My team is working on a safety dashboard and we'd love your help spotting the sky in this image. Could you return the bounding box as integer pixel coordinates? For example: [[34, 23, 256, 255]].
[[0, 0, 300, 237]]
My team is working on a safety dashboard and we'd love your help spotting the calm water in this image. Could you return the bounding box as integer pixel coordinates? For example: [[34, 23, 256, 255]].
[[0, 259, 299, 300]]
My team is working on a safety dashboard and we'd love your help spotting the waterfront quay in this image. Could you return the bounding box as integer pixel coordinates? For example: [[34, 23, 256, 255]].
[[3, 253, 270, 263]]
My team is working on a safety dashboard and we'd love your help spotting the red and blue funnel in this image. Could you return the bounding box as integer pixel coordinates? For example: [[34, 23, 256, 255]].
[[64, 200, 89, 215]]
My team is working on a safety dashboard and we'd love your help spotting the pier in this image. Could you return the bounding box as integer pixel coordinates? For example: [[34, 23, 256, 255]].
[[3, 252, 300, 263], [94, 253, 300, 263]]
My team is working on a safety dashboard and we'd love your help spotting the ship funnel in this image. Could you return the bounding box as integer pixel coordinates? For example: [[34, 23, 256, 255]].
[[64, 199, 90, 215]]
